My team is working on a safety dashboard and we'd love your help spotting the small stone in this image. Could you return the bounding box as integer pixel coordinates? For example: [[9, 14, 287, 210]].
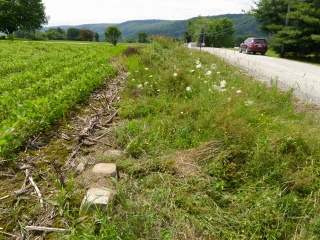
[[103, 149, 123, 158], [92, 163, 117, 177], [81, 188, 115, 211], [76, 162, 86, 175]]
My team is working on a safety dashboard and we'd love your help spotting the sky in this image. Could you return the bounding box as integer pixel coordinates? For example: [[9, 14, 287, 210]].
[[43, 0, 254, 26]]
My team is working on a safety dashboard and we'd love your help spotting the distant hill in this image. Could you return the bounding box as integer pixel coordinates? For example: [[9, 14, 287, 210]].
[[43, 14, 265, 41]]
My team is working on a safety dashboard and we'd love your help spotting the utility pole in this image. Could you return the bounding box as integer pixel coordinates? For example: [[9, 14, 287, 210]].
[[203, 26, 206, 47], [199, 26, 205, 50], [280, 4, 290, 58]]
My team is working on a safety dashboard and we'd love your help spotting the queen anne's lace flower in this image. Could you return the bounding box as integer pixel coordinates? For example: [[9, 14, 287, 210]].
[[205, 71, 212, 76], [245, 100, 254, 106]]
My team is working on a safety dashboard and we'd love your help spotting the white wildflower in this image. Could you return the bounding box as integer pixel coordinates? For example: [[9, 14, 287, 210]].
[[205, 70, 212, 76], [186, 86, 192, 92], [145, 68, 149, 70], [227, 97, 232, 102], [132, 78, 135, 81], [211, 64, 217, 69], [213, 85, 221, 91], [245, 100, 254, 106], [173, 73, 177, 77], [220, 80, 227, 88], [217, 71, 221, 74], [196, 64, 202, 69], [196, 59, 201, 65], [236, 90, 242, 94], [190, 69, 195, 73], [145, 82, 149, 85], [137, 84, 143, 89], [149, 75, 153, 78]]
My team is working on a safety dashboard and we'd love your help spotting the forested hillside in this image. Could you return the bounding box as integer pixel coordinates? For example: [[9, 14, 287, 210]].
[[43, 14, 265, 41]]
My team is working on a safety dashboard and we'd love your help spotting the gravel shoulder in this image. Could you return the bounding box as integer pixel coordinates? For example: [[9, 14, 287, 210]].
[[201, 47, 320, 105]]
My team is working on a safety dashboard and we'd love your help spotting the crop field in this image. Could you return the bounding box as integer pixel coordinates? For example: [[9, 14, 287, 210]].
[[0, 41, 126, 156]]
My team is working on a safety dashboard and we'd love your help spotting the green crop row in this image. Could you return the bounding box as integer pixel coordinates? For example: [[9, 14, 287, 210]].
[[0, 41, 126, 156]]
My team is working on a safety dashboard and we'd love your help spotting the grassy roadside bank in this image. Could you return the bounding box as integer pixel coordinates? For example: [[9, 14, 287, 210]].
[[95, 38, 320, 239]]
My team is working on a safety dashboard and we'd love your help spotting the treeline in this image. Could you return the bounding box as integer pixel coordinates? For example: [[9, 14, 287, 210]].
[[14, 27, 100, 41], [185, 17, 234, 48], [251, 0, 320, 58]]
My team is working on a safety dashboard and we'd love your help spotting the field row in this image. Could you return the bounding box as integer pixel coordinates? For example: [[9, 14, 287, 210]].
[[0, 41, 126, 156]]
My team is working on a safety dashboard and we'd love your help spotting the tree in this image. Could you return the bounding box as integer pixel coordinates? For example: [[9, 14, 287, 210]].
[[185, 16, 234, 47], [67, 28, 80, 40], [45, 27, 66, 40], [137, 32, 148, 43], [94, 32, 100, 42], [0, 0, 48, 35], [78, 28, 94, 41], [14, 29, 46, 40], [207, 18, 235, 47], [104, 26, 121, 46]]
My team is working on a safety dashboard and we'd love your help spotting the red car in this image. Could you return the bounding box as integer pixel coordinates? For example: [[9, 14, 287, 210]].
[[239, 38, 268, 55]]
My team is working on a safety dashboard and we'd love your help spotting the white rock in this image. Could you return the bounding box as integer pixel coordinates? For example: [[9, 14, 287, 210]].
[[81, 188, 115, 210], [92, 163, 117, 177]]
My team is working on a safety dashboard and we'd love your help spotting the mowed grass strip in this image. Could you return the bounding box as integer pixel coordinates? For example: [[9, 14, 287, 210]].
[[0, 41, 126, 156]]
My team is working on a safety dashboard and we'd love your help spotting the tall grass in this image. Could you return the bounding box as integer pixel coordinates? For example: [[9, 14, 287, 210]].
[[104, 37, 320, 239]]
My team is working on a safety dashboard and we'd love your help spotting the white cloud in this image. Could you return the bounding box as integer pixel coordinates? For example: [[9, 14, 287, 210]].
[[43, 0, 253, 26]]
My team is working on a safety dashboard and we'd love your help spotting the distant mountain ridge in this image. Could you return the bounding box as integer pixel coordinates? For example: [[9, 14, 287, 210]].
[[43, 14, 264, 41]]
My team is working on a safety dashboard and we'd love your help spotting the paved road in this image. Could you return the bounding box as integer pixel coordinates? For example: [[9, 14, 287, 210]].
[[201, 47, 320, 105]]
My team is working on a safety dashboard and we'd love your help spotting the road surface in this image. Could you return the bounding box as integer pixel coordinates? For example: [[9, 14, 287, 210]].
[[201, 47, 320, 105]]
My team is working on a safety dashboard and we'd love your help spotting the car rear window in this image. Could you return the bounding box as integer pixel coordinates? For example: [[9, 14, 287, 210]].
[[253, 39, 266, 43]]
